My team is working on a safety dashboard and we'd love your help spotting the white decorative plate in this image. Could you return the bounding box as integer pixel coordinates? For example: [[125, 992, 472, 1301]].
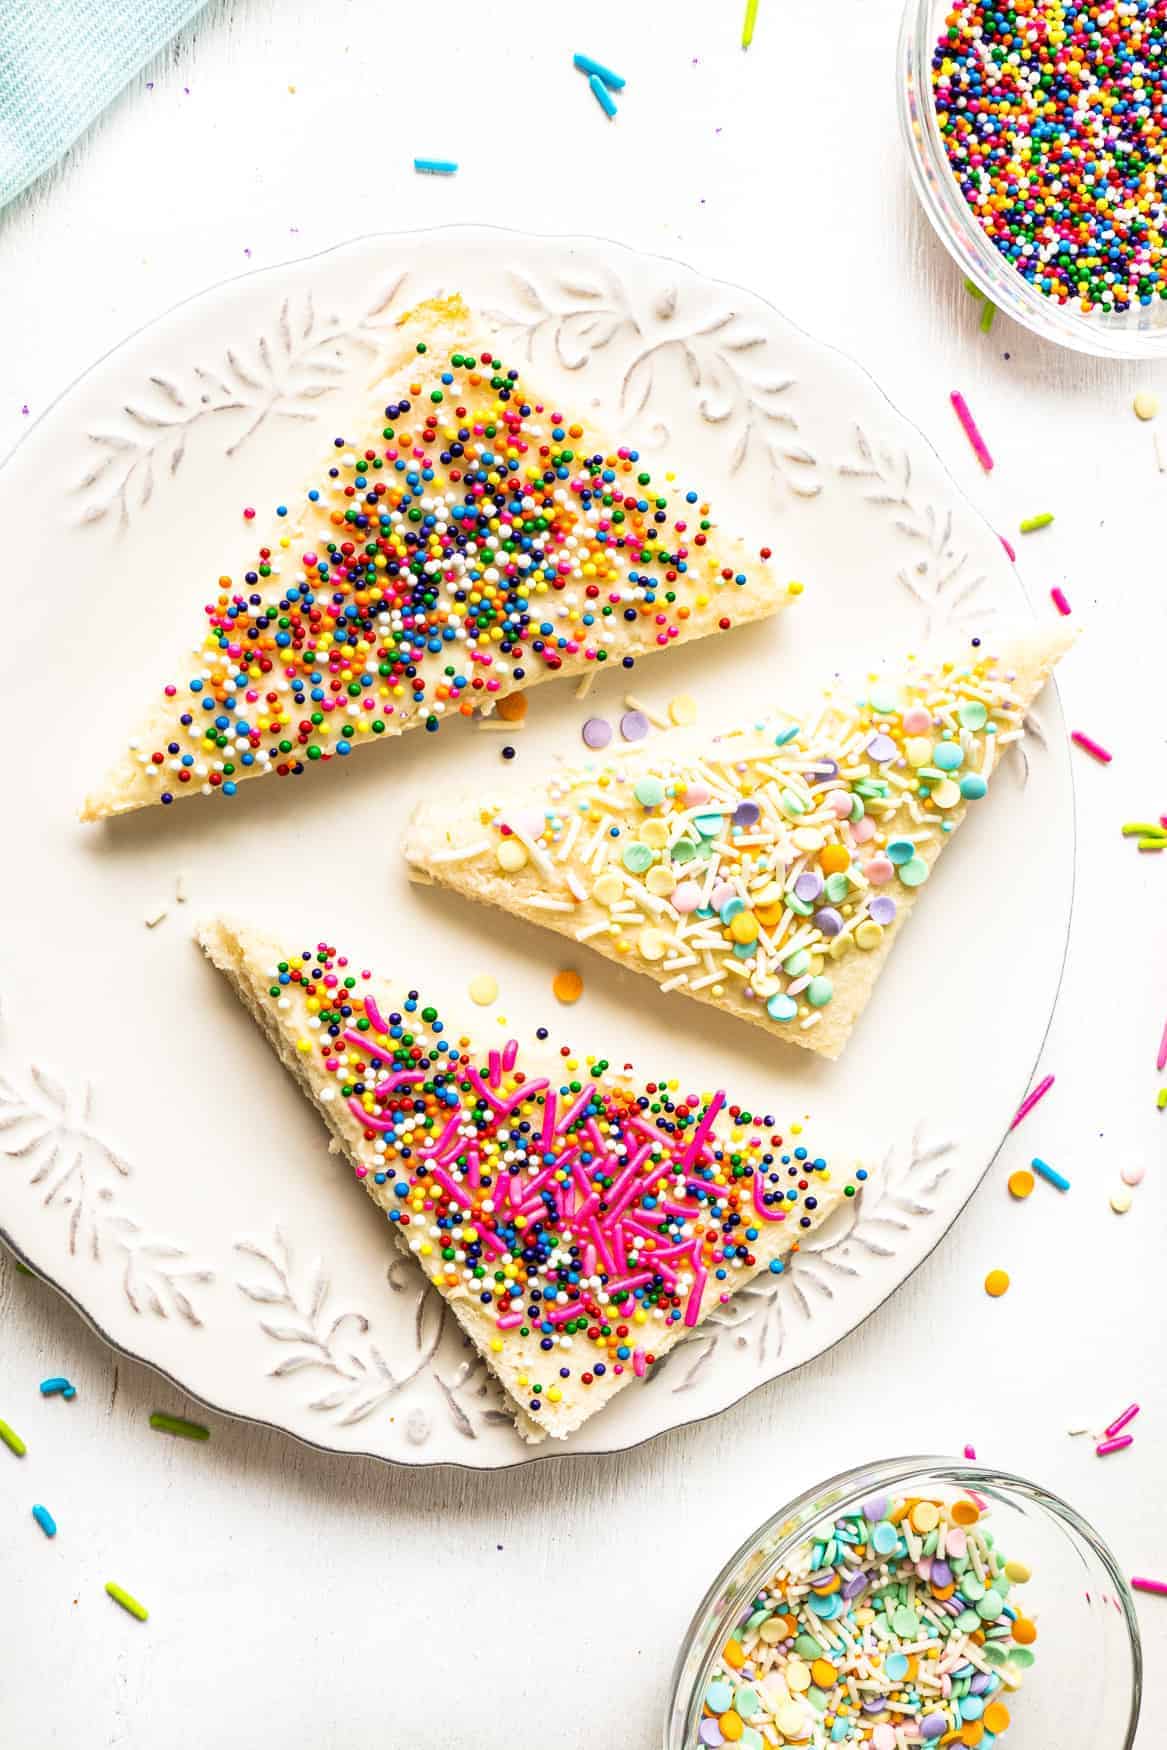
[[0, 229, 1072, 1467]]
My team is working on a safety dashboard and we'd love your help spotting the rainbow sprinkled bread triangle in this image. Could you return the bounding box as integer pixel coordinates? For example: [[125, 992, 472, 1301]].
[[404, 628, 1073, 1062], [198, 915, 858, 1442], [82, 295, 789, 822]]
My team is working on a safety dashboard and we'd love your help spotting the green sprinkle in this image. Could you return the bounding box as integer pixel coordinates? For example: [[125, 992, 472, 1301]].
[[0, 1419, 26, 1457], [1121, 822, 1167, 838], [1158, 1088, 1167, 1111], [742, 0, 759, 49], [979, 298, 997, 333], [1019, 513, 1054, 533], [963, 276, 984, 300], [149, 1412, 210, 1442], [106, 1582, 149, 1622]]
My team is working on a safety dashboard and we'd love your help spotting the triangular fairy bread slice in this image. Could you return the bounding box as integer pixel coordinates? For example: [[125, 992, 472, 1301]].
[[404, 628, 1073, 1061], [198, 915, 859, 1442], [82, 294, 790, 821]]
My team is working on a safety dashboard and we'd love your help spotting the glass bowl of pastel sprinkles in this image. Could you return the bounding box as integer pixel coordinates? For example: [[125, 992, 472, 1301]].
[[665, 1456, 1141, 1750], [898, 0, 1167, 356]]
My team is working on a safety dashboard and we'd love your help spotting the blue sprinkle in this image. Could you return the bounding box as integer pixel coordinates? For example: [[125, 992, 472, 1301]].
[[414, 158, 458, 175], [39, 1377, 75, 1398], [587, 72, 618, 118], [1032, 1156, 1071, 1192], [32, 1504, 56, 1538], [573, 52, 626, 90]]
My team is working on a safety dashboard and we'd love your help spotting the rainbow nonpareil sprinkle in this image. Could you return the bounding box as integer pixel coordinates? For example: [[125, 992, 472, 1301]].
[[1071, 730, 1112, 764], [1010, 1073, 1054, 1130], [933, 3, 1167, 313], [950, 391, 994, 471]]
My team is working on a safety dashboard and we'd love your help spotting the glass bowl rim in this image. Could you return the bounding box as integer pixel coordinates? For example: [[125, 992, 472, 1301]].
[[664, 1451, 1143, 1750], [895, 0, 1167, 359]]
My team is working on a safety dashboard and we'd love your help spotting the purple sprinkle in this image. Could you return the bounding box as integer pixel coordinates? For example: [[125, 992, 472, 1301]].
[[733, 800, 760, 828], [813, 906, 844, 937], [699, 1722, 724, 1747], [619, 710, 649, 743], [866, 732, 899, 763], [243, 247, 252, 258], [20, 403, 29, 416], [582, 716, 613, 750], [862, 1495, 888, 1522], [862, 1698, 888, 1714], [843, 1571, 869, 1599], [921, 1716, 947, 1740], [806, 757, 839, 781], [794, 870, 823, 903], [931, 1560, 953, 1587], [868, 895, 897, 926], [970, 1674, 992, 1695], [146, 81, 154, 90]]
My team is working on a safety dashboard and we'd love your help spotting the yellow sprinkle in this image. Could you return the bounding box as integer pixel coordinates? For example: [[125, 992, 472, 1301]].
[[1134, 390, 1160, 421], [1110, 1188, 1132, 1214], [468, 974, 498, 1006], [786, 580, 804, 597], [668, 694, 698, 726]]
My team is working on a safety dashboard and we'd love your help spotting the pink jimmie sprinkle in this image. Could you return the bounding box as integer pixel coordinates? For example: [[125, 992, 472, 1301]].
[[950, 391, 994, 472], [1011, 1073, 1054, 1129], [1071, 730, 1113, 764], [1156, 1018, 1167, 1073], [963, 1444, 977, 1460], [1051, 587, 1072, 616], [1132, 1576, 1167, 1597], [1096, 1434, 1133, 1457], [1000, 534, 1017, 562], [1105, 1403, 1140, 1439]]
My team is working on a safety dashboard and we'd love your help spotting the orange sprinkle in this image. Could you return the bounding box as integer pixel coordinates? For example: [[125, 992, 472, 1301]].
[[951, 1499, 981, 1527], [496, 692, 528, 722], [552, 969, 584, 1004], [984, 1268, 1010, 1298], [982, 1703, 1010, 1736], [723, 1639, 745, 1670], [1008, 1169, 1035, 1199], [1012, 1616, 1037, 1645], [819, 843, 850, 875]]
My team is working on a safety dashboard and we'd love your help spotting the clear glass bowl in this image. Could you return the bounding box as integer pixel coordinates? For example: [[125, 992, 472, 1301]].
[[665, 1456, 1141, 1750], [897, 0, 1167, 358]]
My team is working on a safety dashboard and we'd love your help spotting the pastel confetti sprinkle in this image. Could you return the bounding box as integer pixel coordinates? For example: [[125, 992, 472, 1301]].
[[1110, 1188, 1133, 1214], [552, 968, 583, 1004], [1050, 587, 1071, 616], [619, 709, 650, 742], [31, 1505, 56, 1538], [468, 974, 499, 1006], [413, 158, 458, 175], [950, 390, 994, 471], [1010, 1073, 1054, 1129], [693, 1490, 1035, 1749], [572, 53, 625, 89], [668, 693, 698, 726], [148, 1412, 210, 1442], [105, 1582, 149, 1622], [581, 716, 613, 750], [0, 1419, 26, 1457], [1071, 730, 1112, 764], [1134, 391, 1160, 421]]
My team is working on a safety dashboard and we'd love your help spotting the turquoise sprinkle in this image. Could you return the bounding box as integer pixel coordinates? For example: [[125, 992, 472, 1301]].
[[413, 158, 458, 175], [32, 1504, 56, 1538], [588, 72, 618, 118], [572, 52, 626, 89], [773, 723, 801, 746]]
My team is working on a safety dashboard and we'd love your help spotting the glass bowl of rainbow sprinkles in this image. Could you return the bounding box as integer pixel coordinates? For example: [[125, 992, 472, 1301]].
[[665, 1457, 1141, 1750], [898, 0, 1167, 356]]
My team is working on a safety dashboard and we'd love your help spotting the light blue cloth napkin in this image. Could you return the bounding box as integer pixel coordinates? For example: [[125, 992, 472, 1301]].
[[1, 0, 207, 210]]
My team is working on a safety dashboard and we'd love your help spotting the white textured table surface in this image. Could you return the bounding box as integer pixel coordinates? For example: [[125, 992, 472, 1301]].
[[1, 1, 1164, 1744]]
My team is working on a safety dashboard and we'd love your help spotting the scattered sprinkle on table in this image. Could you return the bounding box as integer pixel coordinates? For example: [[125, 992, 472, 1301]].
[[741, 0, 760, 49], [932, 2, 1167, 313], [949, 390, 994, 471], [1105, 1403, 1140, 1439], [1132, 1576, 1167, 1597], [999, 533, 1016, 562], [1121, 1163, 1145, 1186], [963, 1442, 977, 1458], [1134, 391, 1160, 422], [979, 297, 996, 333], [149, 1411, 210, 1442], [1019, 513, 1054, 535], [693, 1489, 1036, 1750], [1124, 821, 1167, 851], [1071, 731, 1112, 764], [1011, 1074, 1054, 1130], [1031, 1157, 1070, 1193], [572, 53, 625, 89], [552, 968, 583, 1004], [668, 693, 698, 726], [581, 716, 613, 750], [106, 1582, 148, 1622], [144, 902, 168, 929], [32, 1504, 56, 1538], [413, 158, 458, 176], [1110, 1189, 1132, 1215], [588, 73, 617, 119], [1007, 1168, 1035, 1200], [468, 974, 499, 1007], [984, 1268, 1010, 1298], [619, 709, 650, 742], [39, 1377, 76, 1398], [1158, 1019, 1167, 1074], [1159, 1088, 1167, 1112], [0, 1419, 26, 1456], [1097, 1434, 1133, 1457], [1050, 587, 1071, 616]]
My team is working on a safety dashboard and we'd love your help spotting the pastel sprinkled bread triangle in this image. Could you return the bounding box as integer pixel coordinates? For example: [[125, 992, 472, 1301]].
[[404, 628, 1073, 1061], [82, 295, 788, 821], [198, 915, 858, 1442]]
